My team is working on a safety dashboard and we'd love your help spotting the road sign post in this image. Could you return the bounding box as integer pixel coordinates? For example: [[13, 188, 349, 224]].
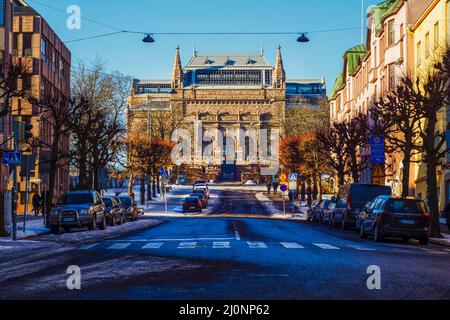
[[11, 122, 19, 241]]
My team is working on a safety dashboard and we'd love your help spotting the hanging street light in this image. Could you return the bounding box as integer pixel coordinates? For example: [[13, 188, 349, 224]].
[[143, 34, 155, 43], [297, 33, 310, 43]]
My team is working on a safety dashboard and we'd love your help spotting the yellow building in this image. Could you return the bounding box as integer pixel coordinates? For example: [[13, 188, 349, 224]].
[[410, 0, 450, 212]]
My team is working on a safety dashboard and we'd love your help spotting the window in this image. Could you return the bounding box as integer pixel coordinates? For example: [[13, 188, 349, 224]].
[[434, 22, 439, 49], [389, 64, 396, 90], [425, 32, 430, 58], [0, 0, 5, 26], [12, 33, 18, 56], [0, 117, 4, 133], [40, 38, 47, 62], [388, 20, 395, 46], [23, 33, 33, 57], [417, 41, 422, 66], [22, 74, 32, 92]]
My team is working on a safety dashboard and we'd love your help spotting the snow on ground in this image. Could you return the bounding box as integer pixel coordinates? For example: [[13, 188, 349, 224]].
[[255, 192, 308, 221], [4, 215, 48, 240]]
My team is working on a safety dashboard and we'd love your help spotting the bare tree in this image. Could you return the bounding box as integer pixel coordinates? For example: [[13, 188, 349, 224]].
[[369, 77, 423, 197]]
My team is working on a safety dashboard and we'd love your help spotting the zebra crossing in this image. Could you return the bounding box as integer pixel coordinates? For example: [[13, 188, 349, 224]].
[[79, 240, 449, 255]]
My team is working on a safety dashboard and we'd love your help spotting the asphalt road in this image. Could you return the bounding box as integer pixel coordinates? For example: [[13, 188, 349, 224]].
[[1, 189, 449, 300]]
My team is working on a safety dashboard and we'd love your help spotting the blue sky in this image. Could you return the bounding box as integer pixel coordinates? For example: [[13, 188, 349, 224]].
[[26, 0, 382, 92]]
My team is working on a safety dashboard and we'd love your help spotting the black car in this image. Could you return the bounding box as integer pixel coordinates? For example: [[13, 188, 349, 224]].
[[49, 191, 106, 234], [322, 199, 346, 226], [183, 196, 203, 213], [103, 196, 125, 226], [311, 199, 333, 223], [337, 184, 392, 230], [119, 195, 138, 221], [359, 196, 430, 245]]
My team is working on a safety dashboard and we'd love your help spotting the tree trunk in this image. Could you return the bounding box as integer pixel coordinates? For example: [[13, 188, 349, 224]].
[[140, 176, 145, 205], [157, 174, 161, 194], [401, 152, 411, 198], [128, 174, 134, 195], [425, 116, 442, 238], [350, 154, 360, 183], [147, 168, 152, 202], [426, 157, 441, 238]]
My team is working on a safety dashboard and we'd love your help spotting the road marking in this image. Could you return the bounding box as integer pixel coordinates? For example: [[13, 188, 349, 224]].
[[79, 244, 99, 250], [280, 242, 304, 249], [213, 241, 230, 249], [234, 231, 241, 241], [142, 242, 164, 249], [118, 237, 235, 242], [107, 243, 131, 250], [313, 243, 340, 250], [347, 245, 376, 251], [247, 241, 267, 248], [0, 246, 14, 250], [178, 242, 198, 249]]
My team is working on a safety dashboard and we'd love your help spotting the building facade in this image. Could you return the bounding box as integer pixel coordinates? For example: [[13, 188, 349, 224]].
[[329, 0, 434, 195], [329, 0, 449, 211], [0, 0, 15, 199], [410, 0, 450, 211], [9, 1, 71, 213], [128, 46, 325, 183]]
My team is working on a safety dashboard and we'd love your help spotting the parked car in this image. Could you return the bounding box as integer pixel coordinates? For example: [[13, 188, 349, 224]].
[[183, 196, 203, 213], [103, 196, 125, 226], [337, 184, 392, 230], [306, 200, 320, 222], [190, 192, 208, 208], [359, 196, 430, 245], [322, 199, 347, 226], [355, 200, 375, 231], [119, 195, 138, 221], [49, 191, 106, 234], [312, 199, 333, 223]]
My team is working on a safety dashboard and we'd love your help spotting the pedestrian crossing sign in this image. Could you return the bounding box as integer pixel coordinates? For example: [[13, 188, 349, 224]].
[[5, 152, 21, 166]]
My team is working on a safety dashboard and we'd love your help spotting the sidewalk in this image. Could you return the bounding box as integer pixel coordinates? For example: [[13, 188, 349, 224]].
[[1, 213, 48, 241], [430, 219, 450, 247], [255, 192, 308, 220]]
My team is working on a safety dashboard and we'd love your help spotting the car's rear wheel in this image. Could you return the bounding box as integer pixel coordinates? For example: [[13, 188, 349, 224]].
[[360, 224, 366, 238], [99, 214, 106, 230], [331, 218, 335, 228], [341, 219, 347, 231], [118, 214, 124, 225], [374, 225, 383, 243], [401, 237, 410, 243], [88, 217, 96, 231], [110, 215, 116, 227], [63, 226, 71, 233], [50, 225, 59, 234], [419, 237, 429, 245]]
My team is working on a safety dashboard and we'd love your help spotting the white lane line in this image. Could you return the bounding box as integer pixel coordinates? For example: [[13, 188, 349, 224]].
[[213, 241, 230, 249], [142, 242, 164, 249], [313, 243, 340, 250], [107, 243, 132, 250], [114, 237, 235, 242], [347, 245, 377, 251], [79, 244, 99, 250], [247, 241, 267, 249], [235, 230, 241, 241], [177, 242, 198, 249], [0, 246, 14, 250], [280, 242, 304, 249]]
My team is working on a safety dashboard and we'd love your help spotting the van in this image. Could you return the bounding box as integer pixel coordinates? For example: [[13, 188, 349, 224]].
[[337, 184, 392, 230]]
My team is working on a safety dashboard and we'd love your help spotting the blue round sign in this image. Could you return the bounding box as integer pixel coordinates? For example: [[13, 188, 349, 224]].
[[280, 184, 288, 192]]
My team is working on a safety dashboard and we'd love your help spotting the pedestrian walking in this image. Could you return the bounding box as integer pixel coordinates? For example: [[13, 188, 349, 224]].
[[288, 190, 295, 207], [266, 181, 272, 195], [32, 193, 41, 217]]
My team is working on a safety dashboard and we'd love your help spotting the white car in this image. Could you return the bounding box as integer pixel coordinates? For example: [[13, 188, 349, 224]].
[[193, 185, 209, 199]]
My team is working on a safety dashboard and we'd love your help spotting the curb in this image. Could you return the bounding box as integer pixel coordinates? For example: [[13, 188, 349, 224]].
[[429, 238, 450, 248]]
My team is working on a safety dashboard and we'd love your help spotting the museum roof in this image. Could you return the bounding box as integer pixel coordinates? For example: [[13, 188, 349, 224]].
[[185, 53, 271, 70]]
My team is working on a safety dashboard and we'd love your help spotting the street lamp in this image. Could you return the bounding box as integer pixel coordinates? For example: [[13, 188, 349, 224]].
[[142, 34, 155, 43], [297, 33, 310, 43]]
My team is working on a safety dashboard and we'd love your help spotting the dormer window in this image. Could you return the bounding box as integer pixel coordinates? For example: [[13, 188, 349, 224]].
[[204, 58, 213, 65], [246, 59, 256, 65], [225, 59, 235, 66]]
